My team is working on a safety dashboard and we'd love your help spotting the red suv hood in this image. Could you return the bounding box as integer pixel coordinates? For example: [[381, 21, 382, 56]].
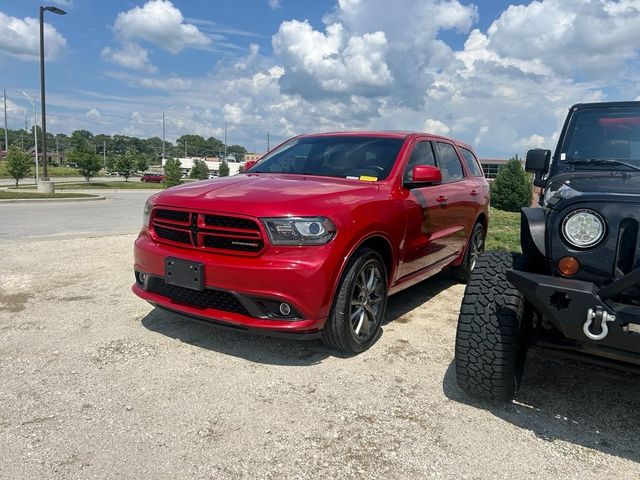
[[153, 174, 381, 217]]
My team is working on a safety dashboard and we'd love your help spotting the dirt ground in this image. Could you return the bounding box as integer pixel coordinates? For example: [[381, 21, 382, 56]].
[[1, 234, 639, 479]]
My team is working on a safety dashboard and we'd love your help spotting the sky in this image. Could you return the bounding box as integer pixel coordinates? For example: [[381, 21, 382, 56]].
[[1, 0, 639, 157]]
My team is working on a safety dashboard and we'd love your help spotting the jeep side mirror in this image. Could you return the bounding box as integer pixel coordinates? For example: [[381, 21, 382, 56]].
[[243, 160, 257, 171], [525, 149, 551, 187], [412, 165, 442, 185]]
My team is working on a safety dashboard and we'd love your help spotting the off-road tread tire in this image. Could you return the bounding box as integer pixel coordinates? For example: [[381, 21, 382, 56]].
[[455, 251, 528, 403], [322, 248, 387, 354], [452, 222, 485, 283]]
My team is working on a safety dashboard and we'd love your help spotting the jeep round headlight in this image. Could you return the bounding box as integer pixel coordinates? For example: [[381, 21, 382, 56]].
[[562, 209, 606, 248]]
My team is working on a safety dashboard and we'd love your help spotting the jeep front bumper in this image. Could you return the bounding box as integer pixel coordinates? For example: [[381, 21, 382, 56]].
[[507, 267, 640, 364]]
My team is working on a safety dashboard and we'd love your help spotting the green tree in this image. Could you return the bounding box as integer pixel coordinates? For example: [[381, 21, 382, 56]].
[[218, 161, 230, 177], [227, 144, 247, 162], [68, 146, 101, 183], [190, 159, 209, 180], [490, 155, 533, 212], [136, 153, 150, 173], [163, 158, 182, 188], [5, 146, 32, 187], [115, 148, 137, 181]]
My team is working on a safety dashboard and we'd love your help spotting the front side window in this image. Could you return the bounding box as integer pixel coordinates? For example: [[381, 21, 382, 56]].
[[403, 141, 436, 183], [248, 136, 405, 180], [435, 142, 464, 183]]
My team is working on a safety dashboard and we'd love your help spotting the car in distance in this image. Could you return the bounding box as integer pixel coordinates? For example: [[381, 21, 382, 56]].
[[133, 131, 490, 353], [455, 101, 640, 402], [141, 172, 165, 183]]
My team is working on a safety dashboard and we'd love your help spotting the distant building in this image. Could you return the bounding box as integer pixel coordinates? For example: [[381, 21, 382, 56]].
[[244, 152, 264, 162], [479, 157, 525, 179], [163, 156, 246, 177]]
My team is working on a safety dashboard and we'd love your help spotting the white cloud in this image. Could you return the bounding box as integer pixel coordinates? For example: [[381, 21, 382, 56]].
[[139, 77, 193, 91], [113, 0, 211, 54], [86, 108, 105, 124], [101, 42, 157, 72], [423, 119, 450, 136], [268, 0, 281, 10], [0, 12, 67, 61], [273, 20, 392, 97], [486, 0, 640, 78]]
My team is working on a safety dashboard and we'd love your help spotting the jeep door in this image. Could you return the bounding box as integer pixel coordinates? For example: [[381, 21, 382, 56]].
[[399, 139, 462, 277]]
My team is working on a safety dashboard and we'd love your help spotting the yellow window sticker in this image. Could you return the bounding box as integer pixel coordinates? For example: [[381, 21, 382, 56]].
[[359, 176, 378, 182]]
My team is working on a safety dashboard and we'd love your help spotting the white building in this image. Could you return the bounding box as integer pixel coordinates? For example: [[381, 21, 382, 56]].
[[162, 157, 245, 177]]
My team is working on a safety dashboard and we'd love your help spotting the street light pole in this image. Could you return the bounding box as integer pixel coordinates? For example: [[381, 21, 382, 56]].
[[21, 91, 39, 183], [39, 5, 67, 183], [162, 112, 165, 163], [3, 89, 8, 153]]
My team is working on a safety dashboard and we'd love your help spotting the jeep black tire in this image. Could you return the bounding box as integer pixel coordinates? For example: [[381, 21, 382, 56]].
[[452, 222, 485, 283], [455, 251, 528, 402], [322, 248, 388, 354]]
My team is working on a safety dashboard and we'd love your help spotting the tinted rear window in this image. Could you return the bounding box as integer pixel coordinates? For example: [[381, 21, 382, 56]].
[[248, 136, 405, 180]]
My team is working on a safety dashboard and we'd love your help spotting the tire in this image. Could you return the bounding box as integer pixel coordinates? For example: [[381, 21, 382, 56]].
[[454, 251, 528, 403], [322, 248, 388, 354], [452, 222, 485, 283]]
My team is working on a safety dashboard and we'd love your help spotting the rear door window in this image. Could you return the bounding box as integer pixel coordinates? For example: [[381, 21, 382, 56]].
[[435, 142, 465, 183], [459, 147, 484, 177]]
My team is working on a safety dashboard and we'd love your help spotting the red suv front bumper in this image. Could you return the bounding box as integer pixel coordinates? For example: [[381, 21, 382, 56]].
[[132, 232, 339, 337]]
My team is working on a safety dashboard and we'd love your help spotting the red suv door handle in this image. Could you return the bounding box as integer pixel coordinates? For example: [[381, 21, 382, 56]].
[[470, 189, 480, 196], [436, 195, 448, 203]]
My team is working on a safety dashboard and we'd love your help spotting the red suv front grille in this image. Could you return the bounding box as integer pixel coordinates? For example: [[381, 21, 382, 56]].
[[151, 208, 264, 254]]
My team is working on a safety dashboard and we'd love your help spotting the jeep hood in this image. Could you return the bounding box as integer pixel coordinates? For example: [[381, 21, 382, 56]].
[[546, 172, 640, 205], [152, 173, 381, 217]]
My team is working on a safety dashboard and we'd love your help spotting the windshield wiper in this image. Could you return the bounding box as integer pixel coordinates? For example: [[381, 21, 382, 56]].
[[565, 158, 640, 172]]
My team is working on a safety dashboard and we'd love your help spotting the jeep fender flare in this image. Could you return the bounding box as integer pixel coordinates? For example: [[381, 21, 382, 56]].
[[520, 207, 546, 260]]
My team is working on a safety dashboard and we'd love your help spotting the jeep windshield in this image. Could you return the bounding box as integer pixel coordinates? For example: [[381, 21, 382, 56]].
[[247, 136, 405, 180], [560, 105, 640, 171]]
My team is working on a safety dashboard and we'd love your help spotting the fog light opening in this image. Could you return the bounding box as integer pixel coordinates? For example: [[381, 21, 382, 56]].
[[558, 256, 580, 277], [279, 303, 292, 316], [136, 271, 147, 285]]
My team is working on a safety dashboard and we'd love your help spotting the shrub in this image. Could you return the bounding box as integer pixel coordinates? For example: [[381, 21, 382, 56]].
[[190, 159, 209, 180], [490, 156, 533, 212], [163, 158, 182, 188], [218, 161, 230, 177]]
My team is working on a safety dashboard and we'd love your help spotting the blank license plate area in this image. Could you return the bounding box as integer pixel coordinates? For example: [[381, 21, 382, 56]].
[[165, 257, 204, 291]]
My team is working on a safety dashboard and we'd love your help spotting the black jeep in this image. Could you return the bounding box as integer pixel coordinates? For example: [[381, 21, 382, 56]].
[[455, 101, 640, 402]]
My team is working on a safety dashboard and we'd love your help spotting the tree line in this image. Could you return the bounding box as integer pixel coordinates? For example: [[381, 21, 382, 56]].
[[0, 127, 249, 163]]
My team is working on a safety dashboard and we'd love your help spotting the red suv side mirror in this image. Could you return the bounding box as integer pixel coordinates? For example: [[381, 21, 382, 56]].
[[412, 165, 442, 185], [244, 160, 257, 171]]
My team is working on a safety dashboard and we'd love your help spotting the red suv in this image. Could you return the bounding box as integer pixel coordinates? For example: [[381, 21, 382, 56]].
[[141, 172, 165, 183], [133, 132, 489, 353]]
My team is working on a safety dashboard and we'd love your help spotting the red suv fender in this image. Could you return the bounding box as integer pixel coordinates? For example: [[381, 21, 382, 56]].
[[325, 232, 396, 310]]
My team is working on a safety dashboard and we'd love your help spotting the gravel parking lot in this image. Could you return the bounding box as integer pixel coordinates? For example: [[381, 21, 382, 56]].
[[1, 231, 639, 479]]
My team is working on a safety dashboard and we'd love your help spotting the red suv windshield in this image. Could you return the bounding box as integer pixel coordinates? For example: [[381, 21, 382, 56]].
[[248, 136, 405, 180]]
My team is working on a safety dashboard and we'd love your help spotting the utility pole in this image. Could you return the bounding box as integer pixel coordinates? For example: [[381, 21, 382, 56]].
[[103, 140, 106, 168], [267, 130, 270, 152], [55, 136, 59, 165], [3, 89, 8, 153], [162, 112, 165, 163], [224, 122, 227, 161]]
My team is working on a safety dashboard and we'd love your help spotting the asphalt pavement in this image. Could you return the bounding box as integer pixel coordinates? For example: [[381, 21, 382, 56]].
[[0, 190, 156, 240]]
